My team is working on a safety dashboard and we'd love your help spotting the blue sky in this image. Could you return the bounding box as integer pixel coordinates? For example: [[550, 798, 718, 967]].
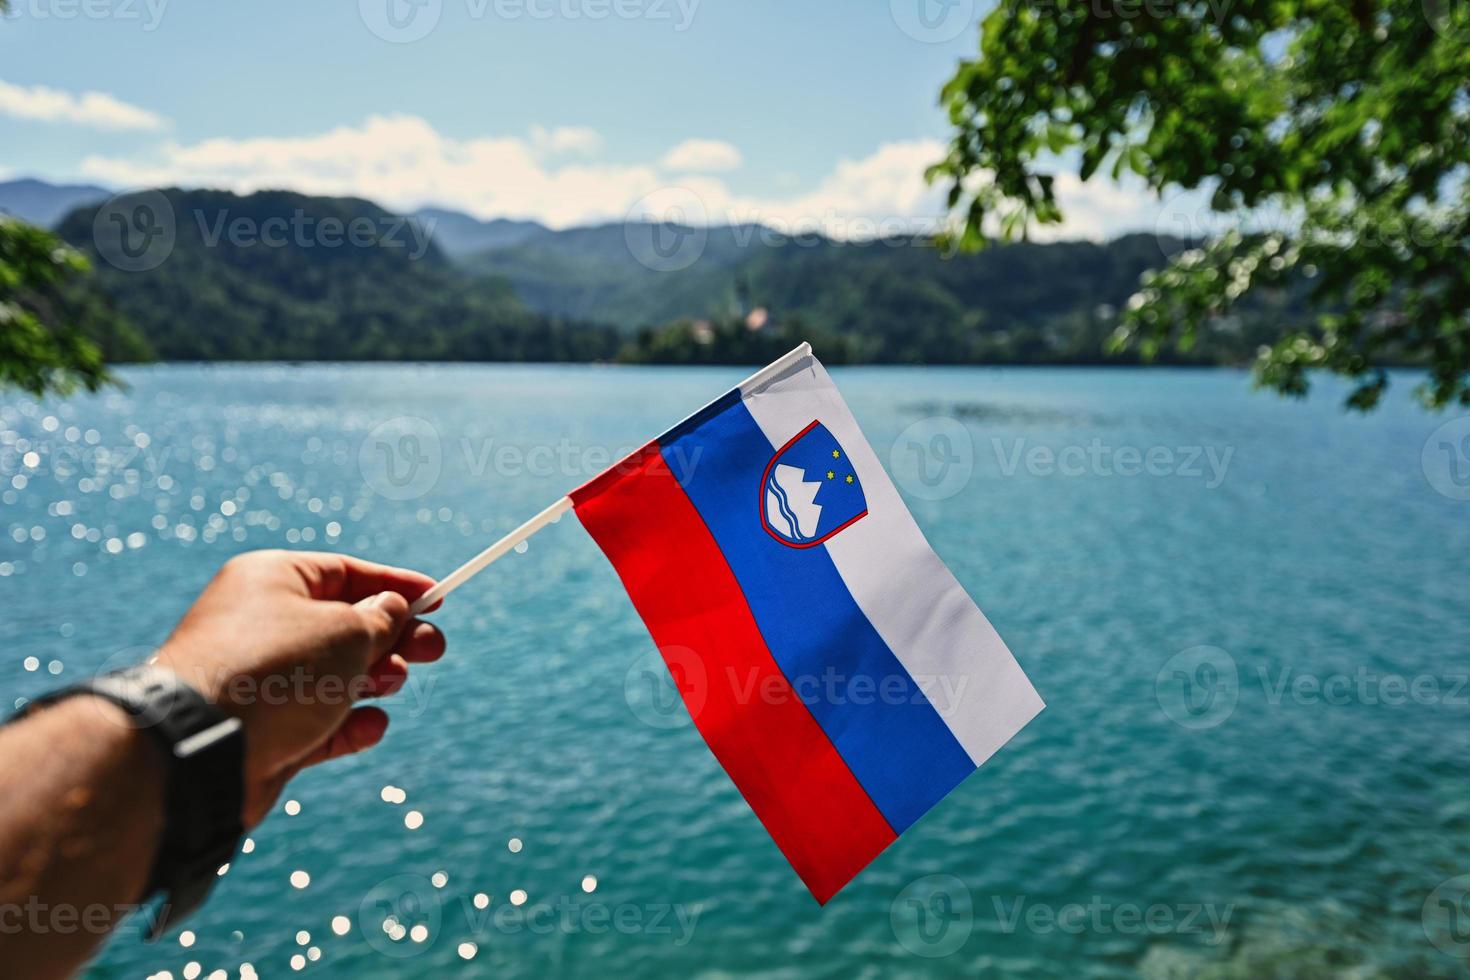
[[0, 0, 1172, 236]]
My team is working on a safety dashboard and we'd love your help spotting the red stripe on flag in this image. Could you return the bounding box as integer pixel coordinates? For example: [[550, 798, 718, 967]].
[[572, 444, 897, 903]]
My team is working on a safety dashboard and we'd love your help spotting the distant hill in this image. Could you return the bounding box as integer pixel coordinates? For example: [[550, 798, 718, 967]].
[[723, 232, 1197, 363], [465, 222, 792, 328], [410, 206, 547, 259], [36, 182, 1301, 367], [55, 188, 618, 362], [0, 178, 111, 228], [462, 221, 1302, 364]]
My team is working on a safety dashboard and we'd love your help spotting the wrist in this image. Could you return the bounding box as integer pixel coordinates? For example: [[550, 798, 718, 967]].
[[12, 666, 248, 938], [149, 649, 266, 818], [12, 695, 167, 900], [151, 646, 230, 711]]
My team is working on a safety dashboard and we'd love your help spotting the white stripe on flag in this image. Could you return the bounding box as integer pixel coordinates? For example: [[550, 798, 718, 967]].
[[740, 353, 1044, 767]]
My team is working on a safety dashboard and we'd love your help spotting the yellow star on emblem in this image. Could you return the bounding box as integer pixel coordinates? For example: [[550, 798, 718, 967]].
[[845, 474, 854, 484], [826, 470, 835, 480], [831, 449, 841, 459]]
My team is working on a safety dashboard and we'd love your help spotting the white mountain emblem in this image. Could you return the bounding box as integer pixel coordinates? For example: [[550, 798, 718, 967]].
[[764, 463, 823, 541]]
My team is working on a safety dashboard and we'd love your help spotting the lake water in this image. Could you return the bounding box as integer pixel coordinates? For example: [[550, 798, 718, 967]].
[[3, 363, 1469, 978]]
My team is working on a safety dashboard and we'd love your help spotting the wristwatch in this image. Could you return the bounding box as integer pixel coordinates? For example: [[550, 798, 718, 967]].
[[10, 664, 246, 939]]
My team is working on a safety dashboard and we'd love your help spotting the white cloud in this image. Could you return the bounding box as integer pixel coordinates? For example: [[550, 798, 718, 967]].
[[530, 125, 602, 157], [729, 140, 948, 237], [660, 138, 742, 173], [81, 115, 659, 227], [0, 79, 166, 131], [76, 114, 1171, 240], [1042, 173, 1171, 241]]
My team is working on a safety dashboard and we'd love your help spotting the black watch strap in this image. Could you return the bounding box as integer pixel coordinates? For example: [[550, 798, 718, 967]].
[[15, 664, 246, 939]]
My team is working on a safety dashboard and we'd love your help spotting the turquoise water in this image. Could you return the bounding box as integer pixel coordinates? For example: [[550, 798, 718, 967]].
[[3, 364, 1469, 978]]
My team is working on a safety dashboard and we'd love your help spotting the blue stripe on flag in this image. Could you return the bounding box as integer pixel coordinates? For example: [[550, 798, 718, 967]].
[[659, 388, 741, 445], [661, 398, 975, 831]]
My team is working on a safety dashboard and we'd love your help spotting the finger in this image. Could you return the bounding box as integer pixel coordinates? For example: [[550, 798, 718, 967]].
[[297, 553, 438, 606], [360, 654, 410, 699], [395, 620, 446, 664], [352, 591, 413, 662], [337, 555, 438, 605], [302, 706, 390, 769]]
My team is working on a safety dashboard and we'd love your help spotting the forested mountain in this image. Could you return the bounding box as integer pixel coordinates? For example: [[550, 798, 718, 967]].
[[36, 183, 1304, 367], [464, 224, 1297, 364], [55, 189, 618, 362], [464, 222, 775, 327]]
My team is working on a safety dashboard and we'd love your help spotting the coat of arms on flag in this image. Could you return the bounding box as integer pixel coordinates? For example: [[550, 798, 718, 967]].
[[761, 420, 868, 548]]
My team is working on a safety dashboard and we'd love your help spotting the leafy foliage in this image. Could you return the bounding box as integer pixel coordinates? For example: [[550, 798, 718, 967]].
[[0, 216, 139, 396], [931, 0, 1470, 409]]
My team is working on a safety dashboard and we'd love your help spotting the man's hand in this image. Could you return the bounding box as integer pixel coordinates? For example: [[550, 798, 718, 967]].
[[0, 550, 446, 978], [154, 550, 445, 827]]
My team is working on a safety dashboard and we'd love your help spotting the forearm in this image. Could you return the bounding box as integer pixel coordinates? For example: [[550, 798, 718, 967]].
[[0, 551, 439, 976], [0, 697, 165, 979]]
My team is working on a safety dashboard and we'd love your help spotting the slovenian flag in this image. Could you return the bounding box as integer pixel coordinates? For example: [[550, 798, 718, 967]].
[[571, 344, 1044, 903]]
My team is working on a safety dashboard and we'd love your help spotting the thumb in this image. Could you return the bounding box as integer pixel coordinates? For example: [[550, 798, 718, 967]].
[[352, 591, 412, 662]]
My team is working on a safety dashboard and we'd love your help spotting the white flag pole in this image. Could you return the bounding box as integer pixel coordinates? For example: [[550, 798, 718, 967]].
[[410, 342, 813, 616], [410, 496, 571, 615]]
